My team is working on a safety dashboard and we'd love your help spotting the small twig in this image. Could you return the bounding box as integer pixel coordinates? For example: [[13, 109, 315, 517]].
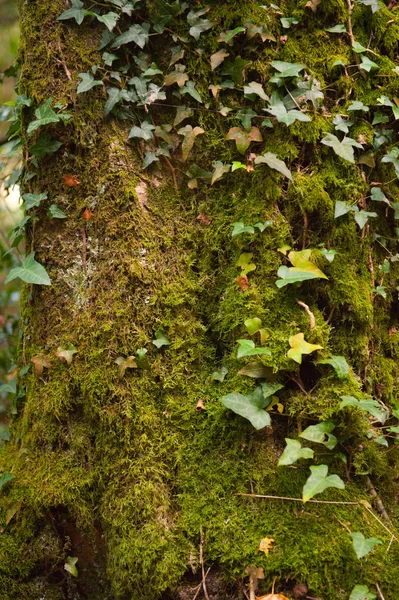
[[238, 493, 358, 505], [376, 583, 386, 600], [161, 155, 178, 190], [297, 300, 316, 331], [346, 0, 367, 79], [199, 529, 210, 600], [191, 568, 211, 600], [360, 502, 399, 545], [386, 535, 394, 554], [57, 42, 72, 81], [326, 305, 336, 325], [291, 376, 308, 396], [364, 476, 391, 524], [334, 515, 352, 534], [82, 226, 87, 270]]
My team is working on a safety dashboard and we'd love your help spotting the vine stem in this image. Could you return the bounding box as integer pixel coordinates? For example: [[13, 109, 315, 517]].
[[376, 583, 386, 600], [238, 493, 358, 505], [346, 0, 366, 79]]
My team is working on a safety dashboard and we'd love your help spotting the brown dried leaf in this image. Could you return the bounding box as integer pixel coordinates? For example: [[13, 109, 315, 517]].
[[196, 213, 211, 225], [56, 346, 78, 365], [164, 65, 189, 87], [208, 84, 221, 100], [82, 208, 93, 221], [226, 126, 263, 154], [32, 355, 51, 377], [196, 398, 206, 411], [178, 125, 205, 161], [257, 595, 289, 600], [237, 274, 249, 291], [115, 356, 137, 378], [210, 49, 229, 70], [63, 174, 80, 187], [238, 361, 269, 379], [305, 0, 321, 11]]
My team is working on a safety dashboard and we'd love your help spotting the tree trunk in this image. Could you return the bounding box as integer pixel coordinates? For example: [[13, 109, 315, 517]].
[[2, 0, 399, 598]]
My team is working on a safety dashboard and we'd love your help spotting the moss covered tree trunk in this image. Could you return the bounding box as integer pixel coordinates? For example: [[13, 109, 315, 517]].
[[2, 0, 399, 598]]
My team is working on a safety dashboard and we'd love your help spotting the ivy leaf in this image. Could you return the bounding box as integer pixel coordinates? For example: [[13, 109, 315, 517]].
[[222, 56, 251, 85], [254, 221, 272, 232], [115, 356, 137, 377], [357, 0, 381, 12], [30, 133, 62, 158], [48, 204, 67, 219], [178, 125, 204, 161], [128, 121, 155, 141], [348, 101, 369, 112], [232, 222, 255, 237], [254, 152, 292, 180], [22, 192, 48, 211], [164, 64, 189, 87], [0, 472, 15, 492], [300, 421, 337, 450], [238, 361, 270, 379], [334, 200, 354, 218], [77, 72, 104, 93], [57, 0, 86, 25], [349, 586, 376, 600], [236, 253, 256, 275], [243, 81, 268, 101], [27, 100, 61, 135], [354, 210, 377, 230], [340, 396, 389, 423], [64, 556, 79, 578], [187, 8, 214, 40], [32, 354, 51, 376], [220, 392, 271, 430], [142, 151, 159, 169], [226, 127, 263, 154], [270, 60, 306, 79], [333, 115, 353, 134], [321, 133, 363, 163], [317, 356, 349, 380], [278, 439, 314, 466], [276, 249, 328, 288], [287, 333, 323, 364], [281, 16, 301, 28], [210, 49, 229, 70], [218, 26, 246, 43], [152, 331, 170, 348], [370, 186, 389, 205], [245, 317, 262, 334], [265, 101, 311, 126], [5, 252, 51, 286], [104, 87, 130, 115], [320, 248, 336, 262], [174, 105, 193, 127], [56, 346, 78, 365], [111, 23, 150, 49], [211, 367, 228, 382], [326, 24, 347, 33], [95, 12, 119, 31], [180, 80, 203, 103], [352, 41, 368, 53], [237, 339, 271, 359], [302, 465, 345, 502], [211, 161, 231, 184], [360, 56, 379, 72], [351, 532, 382, 559]]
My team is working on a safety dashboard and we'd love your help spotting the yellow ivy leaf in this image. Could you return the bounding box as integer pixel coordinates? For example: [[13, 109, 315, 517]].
[[258, 537, 275, 555], [287, 333, 323, 364]]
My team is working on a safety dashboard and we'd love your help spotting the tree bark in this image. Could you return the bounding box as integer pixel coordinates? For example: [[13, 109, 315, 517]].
[[2, 1, 399, 599]]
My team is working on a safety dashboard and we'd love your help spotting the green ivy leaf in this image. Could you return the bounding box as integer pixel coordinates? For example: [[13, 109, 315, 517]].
[[320, 248, 336, 262], [280, 16, 301, 29], [22, 192, 48, 211], [254, 152, 292, 180], [48, 204, 67, 219], [278, 439, 314, 466], [237, 339, 271, 359], [220, 392, 271, 430], [334, 200, 354, 218], [354, 210, 377, 230], [111, 23, 150, 48], [225, 126, 263, 154], [77, 72, 104, 93], [245, 317, 262, 335], [352, 41, 368, 53], [265, 99, 311, 126], [351, 532, 382, 559], [276, 249, 328, 288], [27, 100, 63, 135], [187, 8, 214, 40], [238, 361, 270, 379], [340, 396, 389, 423], [300, 421, 337, 450], [348, 101, 369, 112], [232, 222, 255, 237], [5, 252, 51, 286], [243, 81, 268, 101], [222, 56, 251, 85], [270, 60, 306, 79], [317, 356, 349, 380], [360, 55, 379, 72], [95, 12, 119, 31], [326, 24, 347, 33], [211, 161, 231, 185], [64, 556, 79, 577], [333, 115, 353, 134], [321, 133, 363, 163], [211, 367, 228, 382], [370, 186, 389, 205], [30, 133, 62, 158], [0, 472, 15, 492], [128, 121, 155, 141], [357, 0, 381, 13], [180, 80, 203, 103], [349, 585, 376, 600], [302, 464, 345, 502], [218, 26, 246, 43], [152, 331, 170, 348], [254, 221, 272, 232], [287, 333, 323, 364], [57, 0, 86, 25]]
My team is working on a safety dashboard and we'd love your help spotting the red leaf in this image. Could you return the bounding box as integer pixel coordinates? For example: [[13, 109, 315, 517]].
[[63, 174, 81, 187]]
